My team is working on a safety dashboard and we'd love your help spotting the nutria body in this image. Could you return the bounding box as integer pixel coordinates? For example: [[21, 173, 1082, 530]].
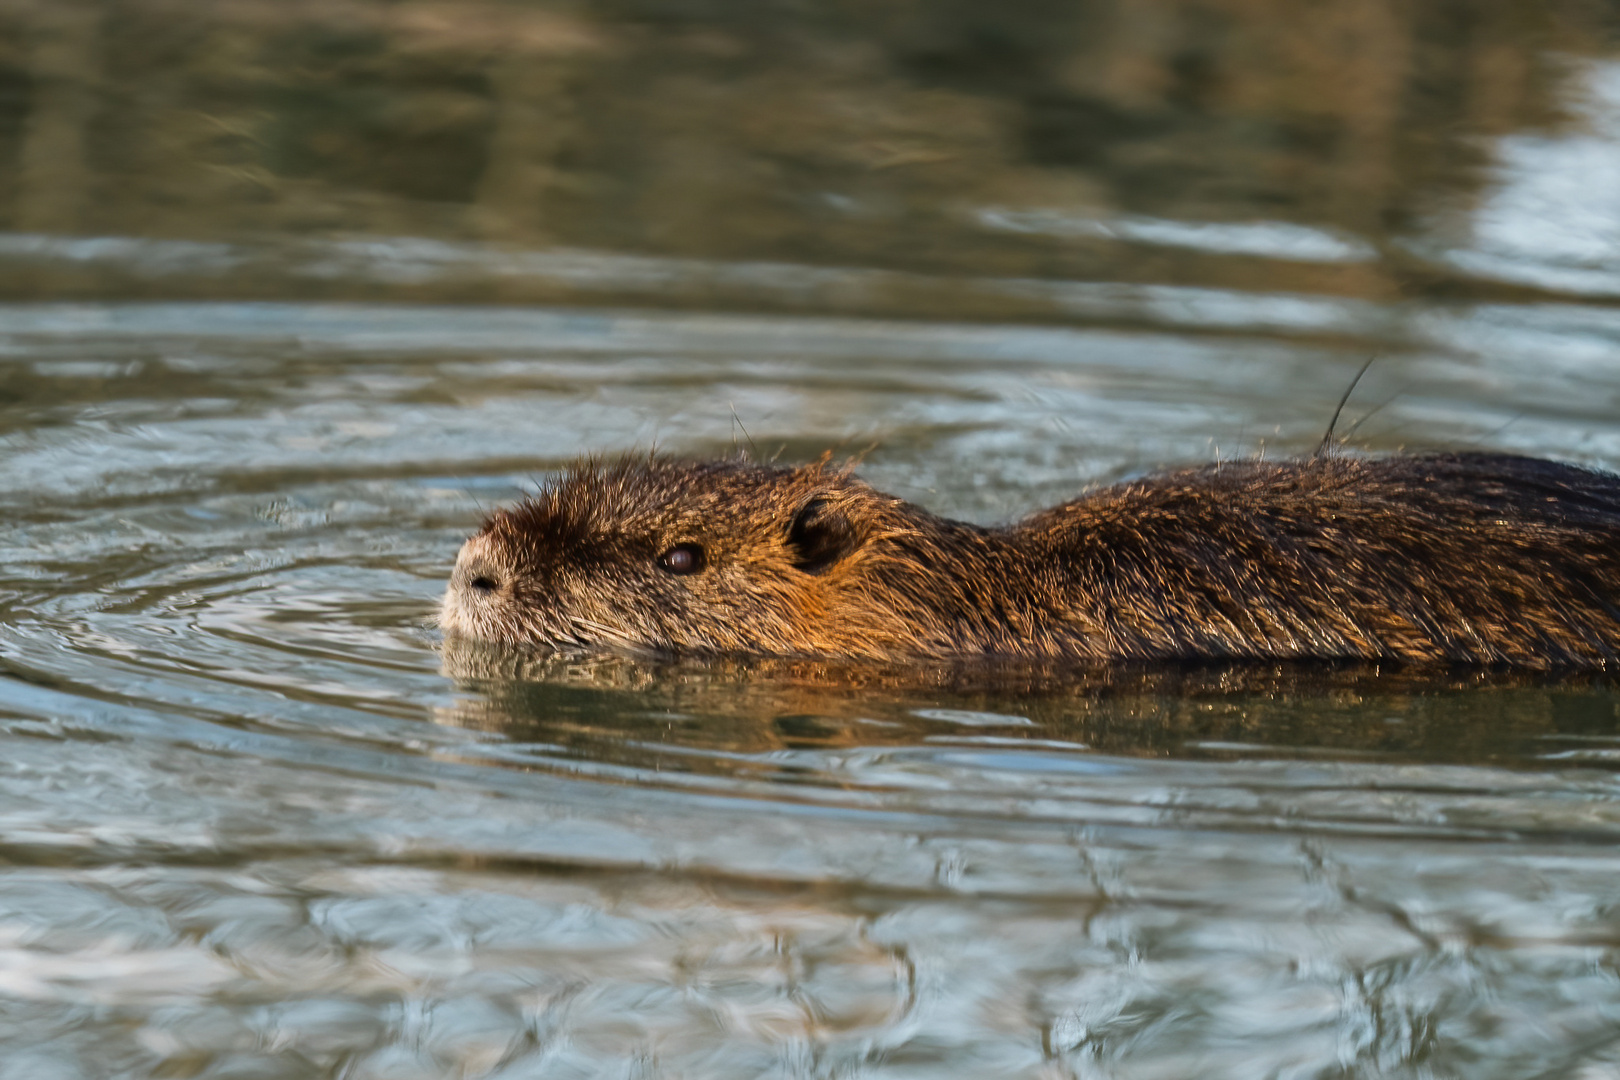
[[440, 452, 1620, 669]]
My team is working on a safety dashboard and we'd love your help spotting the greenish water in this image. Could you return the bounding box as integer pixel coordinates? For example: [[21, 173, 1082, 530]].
[[4, 1, 1620, 1076]]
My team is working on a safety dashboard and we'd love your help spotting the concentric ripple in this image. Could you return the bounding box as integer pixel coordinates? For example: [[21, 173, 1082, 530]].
[[4, 301, 1620, 1077]]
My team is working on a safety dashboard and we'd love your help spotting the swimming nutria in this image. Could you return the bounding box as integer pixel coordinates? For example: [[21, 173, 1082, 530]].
[[439, 452, 1620, 668]]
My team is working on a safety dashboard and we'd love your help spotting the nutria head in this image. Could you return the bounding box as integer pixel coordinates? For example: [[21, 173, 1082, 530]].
[[440, 456, 940, 656]]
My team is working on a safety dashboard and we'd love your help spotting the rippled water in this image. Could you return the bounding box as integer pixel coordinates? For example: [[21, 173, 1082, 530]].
[[3, 297, 1620, 1078], [6, 0, 1620, 1075]]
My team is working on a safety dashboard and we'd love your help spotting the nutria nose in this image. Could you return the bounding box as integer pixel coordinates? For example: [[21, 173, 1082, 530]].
[[441, 533, 515, 636], [451, 534, 507, 599]]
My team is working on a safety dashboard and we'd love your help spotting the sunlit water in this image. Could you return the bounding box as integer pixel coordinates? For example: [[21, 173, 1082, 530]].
[[2, 292, 1620, 1079], [6, 4, 1620, 1075]]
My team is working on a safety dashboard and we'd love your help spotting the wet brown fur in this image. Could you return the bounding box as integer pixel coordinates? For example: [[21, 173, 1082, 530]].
[[440, 452, 1620, 669]]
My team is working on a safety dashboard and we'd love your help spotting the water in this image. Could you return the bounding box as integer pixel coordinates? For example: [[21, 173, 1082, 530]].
[[4, 1, 1620, 1076]]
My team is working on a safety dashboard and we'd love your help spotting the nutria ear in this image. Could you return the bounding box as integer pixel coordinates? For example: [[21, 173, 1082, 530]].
[[787, 497, 861, 575]]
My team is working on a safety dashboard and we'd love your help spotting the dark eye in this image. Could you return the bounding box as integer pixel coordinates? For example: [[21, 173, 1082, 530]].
[[469, 575, 498, 594], [658, 543, 706, 576]]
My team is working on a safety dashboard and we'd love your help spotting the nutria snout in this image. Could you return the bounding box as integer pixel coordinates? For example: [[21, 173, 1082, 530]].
[[440, 452, 1620, 668]]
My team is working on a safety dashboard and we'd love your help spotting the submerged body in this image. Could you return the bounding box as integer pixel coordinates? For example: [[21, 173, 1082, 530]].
[[441, 453, 1620, 668]]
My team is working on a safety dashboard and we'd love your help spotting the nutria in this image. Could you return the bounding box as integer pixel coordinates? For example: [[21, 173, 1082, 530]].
[[439, 452, 1620, 669]]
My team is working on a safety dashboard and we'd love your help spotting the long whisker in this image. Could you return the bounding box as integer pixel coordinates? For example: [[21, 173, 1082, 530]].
[[570, 616, 644, 650]]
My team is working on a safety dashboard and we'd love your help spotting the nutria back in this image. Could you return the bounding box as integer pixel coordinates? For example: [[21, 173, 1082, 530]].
[[440, 452, 1620, 668]]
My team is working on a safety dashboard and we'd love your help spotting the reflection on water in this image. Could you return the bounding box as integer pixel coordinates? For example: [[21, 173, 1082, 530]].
[[2, 0, 1620, 1075], [0, 0, 1612, 308], [438, 642, 1620, 770], [976, 208, 1380, 263], [1433, 61, 1620, 297]]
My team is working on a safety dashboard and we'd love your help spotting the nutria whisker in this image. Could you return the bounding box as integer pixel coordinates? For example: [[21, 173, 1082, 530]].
[[1317, 356, 1377, 456], [440, 450, 1620, 670], [569, 616, 644, 651], [729, 403, 758, 459]]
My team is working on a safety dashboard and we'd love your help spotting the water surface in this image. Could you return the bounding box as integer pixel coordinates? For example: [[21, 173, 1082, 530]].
[[4, 1, 1620, 1076]]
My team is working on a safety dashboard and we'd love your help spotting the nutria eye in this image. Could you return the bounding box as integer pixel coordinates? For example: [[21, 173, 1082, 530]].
[[469, 575, 498, 593], [658, 544, 706, 575]]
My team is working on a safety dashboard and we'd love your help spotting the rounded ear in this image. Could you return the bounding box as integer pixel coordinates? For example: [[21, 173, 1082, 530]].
[[786, 496, 862, 575]]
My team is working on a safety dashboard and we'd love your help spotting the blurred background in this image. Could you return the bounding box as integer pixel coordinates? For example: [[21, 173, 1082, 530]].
[[6, 2, 1620, 1078], [2, 0, 1617, 317]]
